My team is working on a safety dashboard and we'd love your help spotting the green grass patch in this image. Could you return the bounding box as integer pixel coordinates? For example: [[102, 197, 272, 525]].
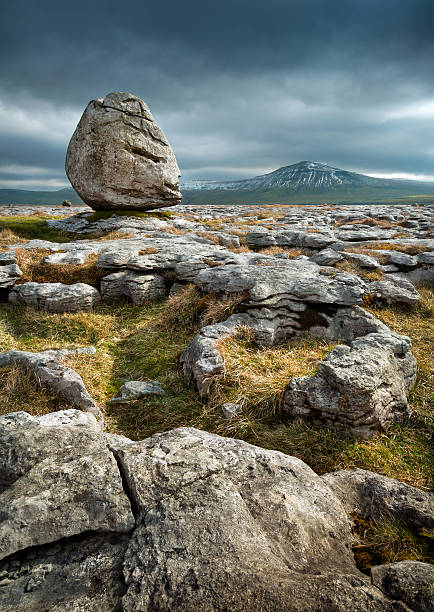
[[84, 210, 173, 222], [0, 283, 432, 491], [0, 216, 72, 244], [352, 513, 434, 573]]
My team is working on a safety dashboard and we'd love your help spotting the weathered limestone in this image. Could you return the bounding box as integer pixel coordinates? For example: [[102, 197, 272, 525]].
[[0, 415, 432, 611], [283, 332, 417, 438], [101, 270, 167, 305], [322, 468, 434, 533], [0, 348, 103, 420], [109, 380, 164, 403], [368, 277, 421, 305], [194, 261, 367, 307], [0, 263, 22, 290], [66, 92, 182, 211], [0, 411, 134, 561], [9, 282, 101, 313]]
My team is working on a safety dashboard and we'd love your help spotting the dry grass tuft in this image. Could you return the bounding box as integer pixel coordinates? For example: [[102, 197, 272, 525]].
[[156, 284, 202, 333], [138, 247, 159, 255], [194, 231, 220, 244], [14, 249, 105, 286], [163, 226, 185, 235], [0, 365, 71, 416], [335, 217, 393, 229], [352, 513, 433, 572], [199, 291, 249, 326], [363, 242, 429, 255], [0, 227, 28, 250], [210, 330, 334, 420], [335, 259, 383, 281], [259, 246, 307, 258]]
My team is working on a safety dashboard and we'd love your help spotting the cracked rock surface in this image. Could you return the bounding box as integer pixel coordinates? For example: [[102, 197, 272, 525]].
[[66, 92, 182, 211], [0, 415, 432, 611]]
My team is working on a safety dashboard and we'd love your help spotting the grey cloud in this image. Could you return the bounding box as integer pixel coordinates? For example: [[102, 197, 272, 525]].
[[1, 0, 434, 187]]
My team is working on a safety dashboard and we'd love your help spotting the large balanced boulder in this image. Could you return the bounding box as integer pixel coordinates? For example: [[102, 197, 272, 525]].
[[66, 91, 182, 211]]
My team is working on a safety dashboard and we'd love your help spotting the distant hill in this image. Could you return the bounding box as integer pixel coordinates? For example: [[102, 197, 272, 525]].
[[0, 188, 83, 206], [2, 162, 434, 206], [181, 161, 434, 205]]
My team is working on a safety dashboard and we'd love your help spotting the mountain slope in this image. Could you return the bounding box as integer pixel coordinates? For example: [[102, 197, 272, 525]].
[[181, 161, 434, 204], [1, 162, 434, 206]]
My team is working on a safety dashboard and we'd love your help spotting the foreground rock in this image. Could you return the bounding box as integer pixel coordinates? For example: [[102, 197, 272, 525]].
[[0, 414, 432, 611], [283, 332, 417, 438], [9, 282, 101, 313], [0, 348, 103, 420], [66, 91, 182, 211]]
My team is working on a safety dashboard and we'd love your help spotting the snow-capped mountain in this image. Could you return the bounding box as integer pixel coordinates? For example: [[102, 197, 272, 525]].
[[181, 161, 415, 192], [180, 161, 434, 204]]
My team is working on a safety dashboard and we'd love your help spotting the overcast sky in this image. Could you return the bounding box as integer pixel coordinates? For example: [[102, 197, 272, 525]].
[[1, 0, 434, 189]]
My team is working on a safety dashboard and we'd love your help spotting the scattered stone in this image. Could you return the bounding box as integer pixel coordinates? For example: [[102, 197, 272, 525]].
[[368, 277, 420, 306], [220, 402, 243, 419], [9, 282, 101, 313], [322, 468, 434, 532], [341, 251, 380, 269], [310, 248, 343, 266], [109, 380, 164, 403], [0, 263, 22, 290], [66, 91, 182, 211], [0, 410, 134, 561]]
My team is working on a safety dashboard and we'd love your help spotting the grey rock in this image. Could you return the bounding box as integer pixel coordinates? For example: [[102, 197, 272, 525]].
[[221, 402, 243, 419], [341, 251, 380, 269], [116, 427, 393, 611], [322, 469, 434, 533], [310, 248, 343, 266], [0, 264, 22, 289], [0, 532, 130, 612], [309, 305, 390, 343], [9, 282, 101, 312], [0, 252, 17, 265], [110, 380, 164, 403], [371, 561, 434, 612], [368, 277, 420, 305], [417, 251, 434, 265], [376, 250, 418, 269], [66, 91, 182, 211], [283, 332, 417, 438], [101, 270, 166, 305], [0, 349, 102, 419], [195, 261, 367, 307], [0, 410, 134, 561]]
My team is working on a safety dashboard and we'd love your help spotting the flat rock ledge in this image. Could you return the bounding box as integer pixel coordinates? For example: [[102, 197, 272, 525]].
[[9, 282, 101, 313], [0, 348, 103, 421], [0, 412, 432, 611]]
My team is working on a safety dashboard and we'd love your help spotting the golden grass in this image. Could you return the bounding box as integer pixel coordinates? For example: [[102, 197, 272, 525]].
[[14, 248, 105, 286], [335, 259, 383, 281], [210, 329, 334, 420], [335, 217, 394, 229], [0, 365, 70, 416], [362, 242, 429, 255], [259, 246, 307, 258]]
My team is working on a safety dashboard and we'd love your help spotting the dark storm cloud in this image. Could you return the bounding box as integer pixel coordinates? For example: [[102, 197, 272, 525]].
[[1, 0, 434, 188]]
